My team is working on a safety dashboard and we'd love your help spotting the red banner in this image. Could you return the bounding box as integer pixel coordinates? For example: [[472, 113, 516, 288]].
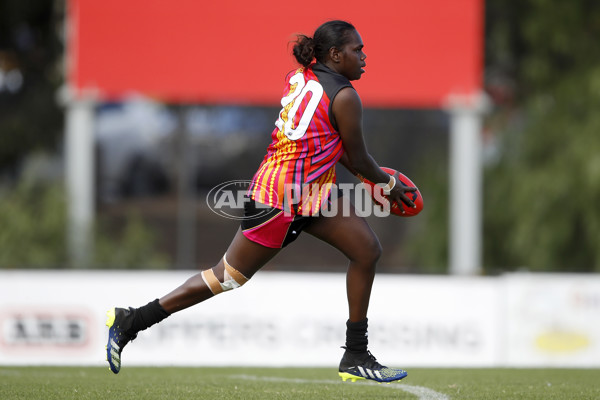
[[68, 0, 482, 108]]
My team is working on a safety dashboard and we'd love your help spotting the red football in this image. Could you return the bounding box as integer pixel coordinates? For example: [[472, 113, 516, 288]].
[[362, 167, 424, 217]]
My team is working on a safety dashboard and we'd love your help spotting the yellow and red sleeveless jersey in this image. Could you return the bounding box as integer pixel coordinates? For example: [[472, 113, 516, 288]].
[[249, 63, 353, 215]]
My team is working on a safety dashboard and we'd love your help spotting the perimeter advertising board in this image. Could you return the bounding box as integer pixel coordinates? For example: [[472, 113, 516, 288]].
[[1, 271, 598, 367]]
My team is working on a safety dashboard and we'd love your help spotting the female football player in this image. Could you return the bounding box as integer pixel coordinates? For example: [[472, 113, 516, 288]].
[[106, 20, 415, 383]]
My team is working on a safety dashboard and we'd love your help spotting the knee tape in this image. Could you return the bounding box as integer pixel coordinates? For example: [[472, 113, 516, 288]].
[[201, 254, 249, 295]]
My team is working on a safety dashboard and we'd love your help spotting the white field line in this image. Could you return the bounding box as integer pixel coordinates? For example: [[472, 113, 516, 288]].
[[231, 374, 450, 400]]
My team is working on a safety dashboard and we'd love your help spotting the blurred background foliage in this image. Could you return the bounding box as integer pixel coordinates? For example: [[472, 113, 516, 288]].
[[0, 1, 169, 269], [0, 1, 63, 177], [0, 0, 599, 272], [0, 177, 169, 269], [481, 0, 600, 272]]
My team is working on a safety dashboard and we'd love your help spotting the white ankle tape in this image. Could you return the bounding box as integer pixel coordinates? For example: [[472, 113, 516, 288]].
[[201, 254, 249, 295]]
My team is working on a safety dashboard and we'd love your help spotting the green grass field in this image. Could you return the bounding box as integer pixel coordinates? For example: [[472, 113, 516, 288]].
[[1, 366, 599, 400]]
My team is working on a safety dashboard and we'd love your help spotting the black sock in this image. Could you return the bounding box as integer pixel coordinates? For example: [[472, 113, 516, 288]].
[[345, 318, 368, 353], [130, 299, 170, 334]]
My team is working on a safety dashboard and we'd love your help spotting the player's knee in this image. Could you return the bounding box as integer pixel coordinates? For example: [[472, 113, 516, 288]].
[[348, 235, 381, 269], [201, 254, 249, 295], [362, 236, 382, 266]]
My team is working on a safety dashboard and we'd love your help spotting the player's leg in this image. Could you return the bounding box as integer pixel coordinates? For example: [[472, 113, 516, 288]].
[[304, 197, 381, 323], [106, 228, 280, 374], [159, 228, 280, 313], [305, 196, 379, 356], [304, 197, 407, 383]]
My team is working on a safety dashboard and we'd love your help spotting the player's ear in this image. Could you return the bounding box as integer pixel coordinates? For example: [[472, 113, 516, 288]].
[[329, 47, 341, 63]]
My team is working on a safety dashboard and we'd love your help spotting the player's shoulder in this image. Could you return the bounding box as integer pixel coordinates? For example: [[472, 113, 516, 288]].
[[332, 85, 361, 110], [311, 63, 354, 104]]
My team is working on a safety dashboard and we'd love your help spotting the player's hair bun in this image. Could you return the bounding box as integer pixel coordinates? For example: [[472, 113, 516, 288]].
[[292, 35, 315, 67]]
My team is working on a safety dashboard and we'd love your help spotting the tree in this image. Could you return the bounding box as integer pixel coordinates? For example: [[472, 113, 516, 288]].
[[0, 1, 63, 178], [406, 0, 600, 273], [483, 0, 600, 272]]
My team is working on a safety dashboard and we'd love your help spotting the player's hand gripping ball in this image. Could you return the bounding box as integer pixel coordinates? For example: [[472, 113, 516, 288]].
[[362, 167, 424, 217]]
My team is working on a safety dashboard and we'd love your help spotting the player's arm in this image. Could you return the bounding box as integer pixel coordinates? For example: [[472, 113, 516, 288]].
[[337, 151, 361, 178], [333, 87, 416, 209], [333, 87, 387, 183]]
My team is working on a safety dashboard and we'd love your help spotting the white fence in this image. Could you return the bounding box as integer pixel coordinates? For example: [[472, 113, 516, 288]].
[[1, 270, 598, 367]]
